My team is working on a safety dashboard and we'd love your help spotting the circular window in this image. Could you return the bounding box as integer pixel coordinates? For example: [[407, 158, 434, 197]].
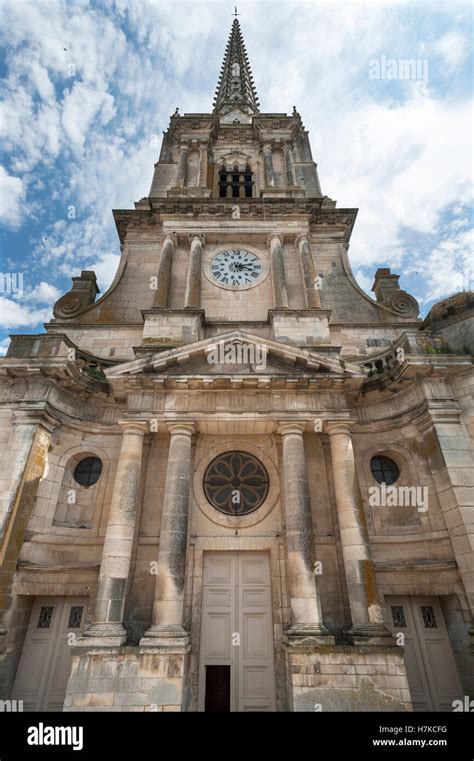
[[370, 455, 400, 485], [73, 456, 103, 487], [203, 451, 269, 516]]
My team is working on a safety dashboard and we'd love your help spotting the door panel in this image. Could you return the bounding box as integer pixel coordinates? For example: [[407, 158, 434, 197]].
[[386, 596, 434, 710], [12, 597, 87, 711], [199, 552, 276, 712], [411, 597, 463, 712], [386, 595, 463, 712]]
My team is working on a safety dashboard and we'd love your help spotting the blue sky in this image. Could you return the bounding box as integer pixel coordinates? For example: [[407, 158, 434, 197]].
[[0, 0, 473, 355]]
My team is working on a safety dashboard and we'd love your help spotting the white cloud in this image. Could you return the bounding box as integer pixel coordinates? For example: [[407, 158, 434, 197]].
[[422, 228, 474, 301], [28, 60, 56, 101], [23, 281, 62, 304], [0, 166, 25, 228], [86, 252, 121, 292], [0, 297, 52, 329], [320, 93, 473, 269], [62, 82, 116, 152], [434, 31, 469, 73]]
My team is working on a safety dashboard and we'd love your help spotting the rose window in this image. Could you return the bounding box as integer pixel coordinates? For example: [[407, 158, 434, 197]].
[[203, 451, 269, 516]]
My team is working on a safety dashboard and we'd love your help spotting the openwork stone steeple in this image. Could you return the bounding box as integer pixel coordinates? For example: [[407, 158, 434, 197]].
[[212, 18, 260, 116]]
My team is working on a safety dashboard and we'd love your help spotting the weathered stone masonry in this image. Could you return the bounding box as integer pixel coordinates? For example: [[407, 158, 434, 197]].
[[0, 17, 472, 713]]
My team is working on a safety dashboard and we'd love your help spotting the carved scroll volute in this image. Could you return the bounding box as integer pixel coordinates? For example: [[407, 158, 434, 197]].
[[53, 271, 99, 319]]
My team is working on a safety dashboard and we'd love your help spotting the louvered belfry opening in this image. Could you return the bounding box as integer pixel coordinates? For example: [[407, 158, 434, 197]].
[[219, 164, 253, 198]]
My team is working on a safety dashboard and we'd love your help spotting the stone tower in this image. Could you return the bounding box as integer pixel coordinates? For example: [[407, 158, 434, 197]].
[[1, 17, 473, 713]]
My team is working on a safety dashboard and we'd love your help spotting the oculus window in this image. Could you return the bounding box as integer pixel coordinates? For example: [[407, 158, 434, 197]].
[[370, 455, 400, 485], [73, 456, 103, 487]]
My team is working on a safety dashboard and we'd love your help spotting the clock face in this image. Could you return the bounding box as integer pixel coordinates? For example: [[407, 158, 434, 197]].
[[210, 249, 262, 288]]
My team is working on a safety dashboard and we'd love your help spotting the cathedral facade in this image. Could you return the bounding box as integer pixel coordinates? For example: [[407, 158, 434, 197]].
[[1, 19, 473, 712]]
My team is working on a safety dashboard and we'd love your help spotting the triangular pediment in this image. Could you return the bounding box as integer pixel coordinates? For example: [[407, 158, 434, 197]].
[[219, 108, 253, 124], [105, 331, 364, 385], [219, 151, 252, 169]]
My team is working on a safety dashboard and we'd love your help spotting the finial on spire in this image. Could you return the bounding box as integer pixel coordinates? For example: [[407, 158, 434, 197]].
[[232, 6, 240, 18]]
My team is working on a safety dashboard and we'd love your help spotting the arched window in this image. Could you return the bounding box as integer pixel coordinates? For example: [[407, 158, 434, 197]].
[[370, 455, 400, 485], [53, 452, 106, 529], [219, 164, 253, 198]]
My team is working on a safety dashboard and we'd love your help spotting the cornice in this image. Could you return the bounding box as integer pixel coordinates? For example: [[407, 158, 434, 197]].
[[113, 202, 358, 244]]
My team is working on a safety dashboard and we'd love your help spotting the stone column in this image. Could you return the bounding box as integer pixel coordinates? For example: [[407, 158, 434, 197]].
[[176, 142, 189, 187], [295, 234, 320, 309], [279, 423, 331, 640], [262, 142, 275, 187], [269, 234, 289, 309], [184, 235, 204, 310], [142, 423, 195, 644], [284, 143, 297, 186], [197, 143, 208, 188], [326, 421, 393, 645], [153, 234, 175, 309], [83, 420, 148, 644]]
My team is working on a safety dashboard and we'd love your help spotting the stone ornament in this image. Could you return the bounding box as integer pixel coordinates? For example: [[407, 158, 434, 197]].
[[203, 450, 269, 515], [388, 292, 420, 317], [53, 271, 99, 319], [371, 267, 419, 318], [53, 293, 83, 318]]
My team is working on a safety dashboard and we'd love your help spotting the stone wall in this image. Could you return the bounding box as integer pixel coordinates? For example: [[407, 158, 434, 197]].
[[43, 221, 418, 360], [64, 645, 189, 712], [286, 645, 411, 712]]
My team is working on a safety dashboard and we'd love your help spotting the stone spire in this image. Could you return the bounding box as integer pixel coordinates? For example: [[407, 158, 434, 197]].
[[212, 18, 260, 116]]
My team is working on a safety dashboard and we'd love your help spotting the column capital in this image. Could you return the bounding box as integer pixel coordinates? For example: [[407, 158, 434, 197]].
[[167, 422, 196, 438], [267, 232, 284, 248], [162, 232, 177, 247], [325, 419, 356, 436], [188, 233, 205, 246], [294, 233, 310, 249], [179, 140, 190, 150], [117, 420, 150, 435], [277, 421, 306, 437]]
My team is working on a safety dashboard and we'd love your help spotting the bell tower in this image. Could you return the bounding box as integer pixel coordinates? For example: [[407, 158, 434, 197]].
[[123, 15, 352, 355], [144, 16, 322, 207]]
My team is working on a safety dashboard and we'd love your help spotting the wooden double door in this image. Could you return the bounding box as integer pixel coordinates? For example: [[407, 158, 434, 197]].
[[12, 596, 87, 711], [199, 552, 276, 712], [386, 595, 463, 711]]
